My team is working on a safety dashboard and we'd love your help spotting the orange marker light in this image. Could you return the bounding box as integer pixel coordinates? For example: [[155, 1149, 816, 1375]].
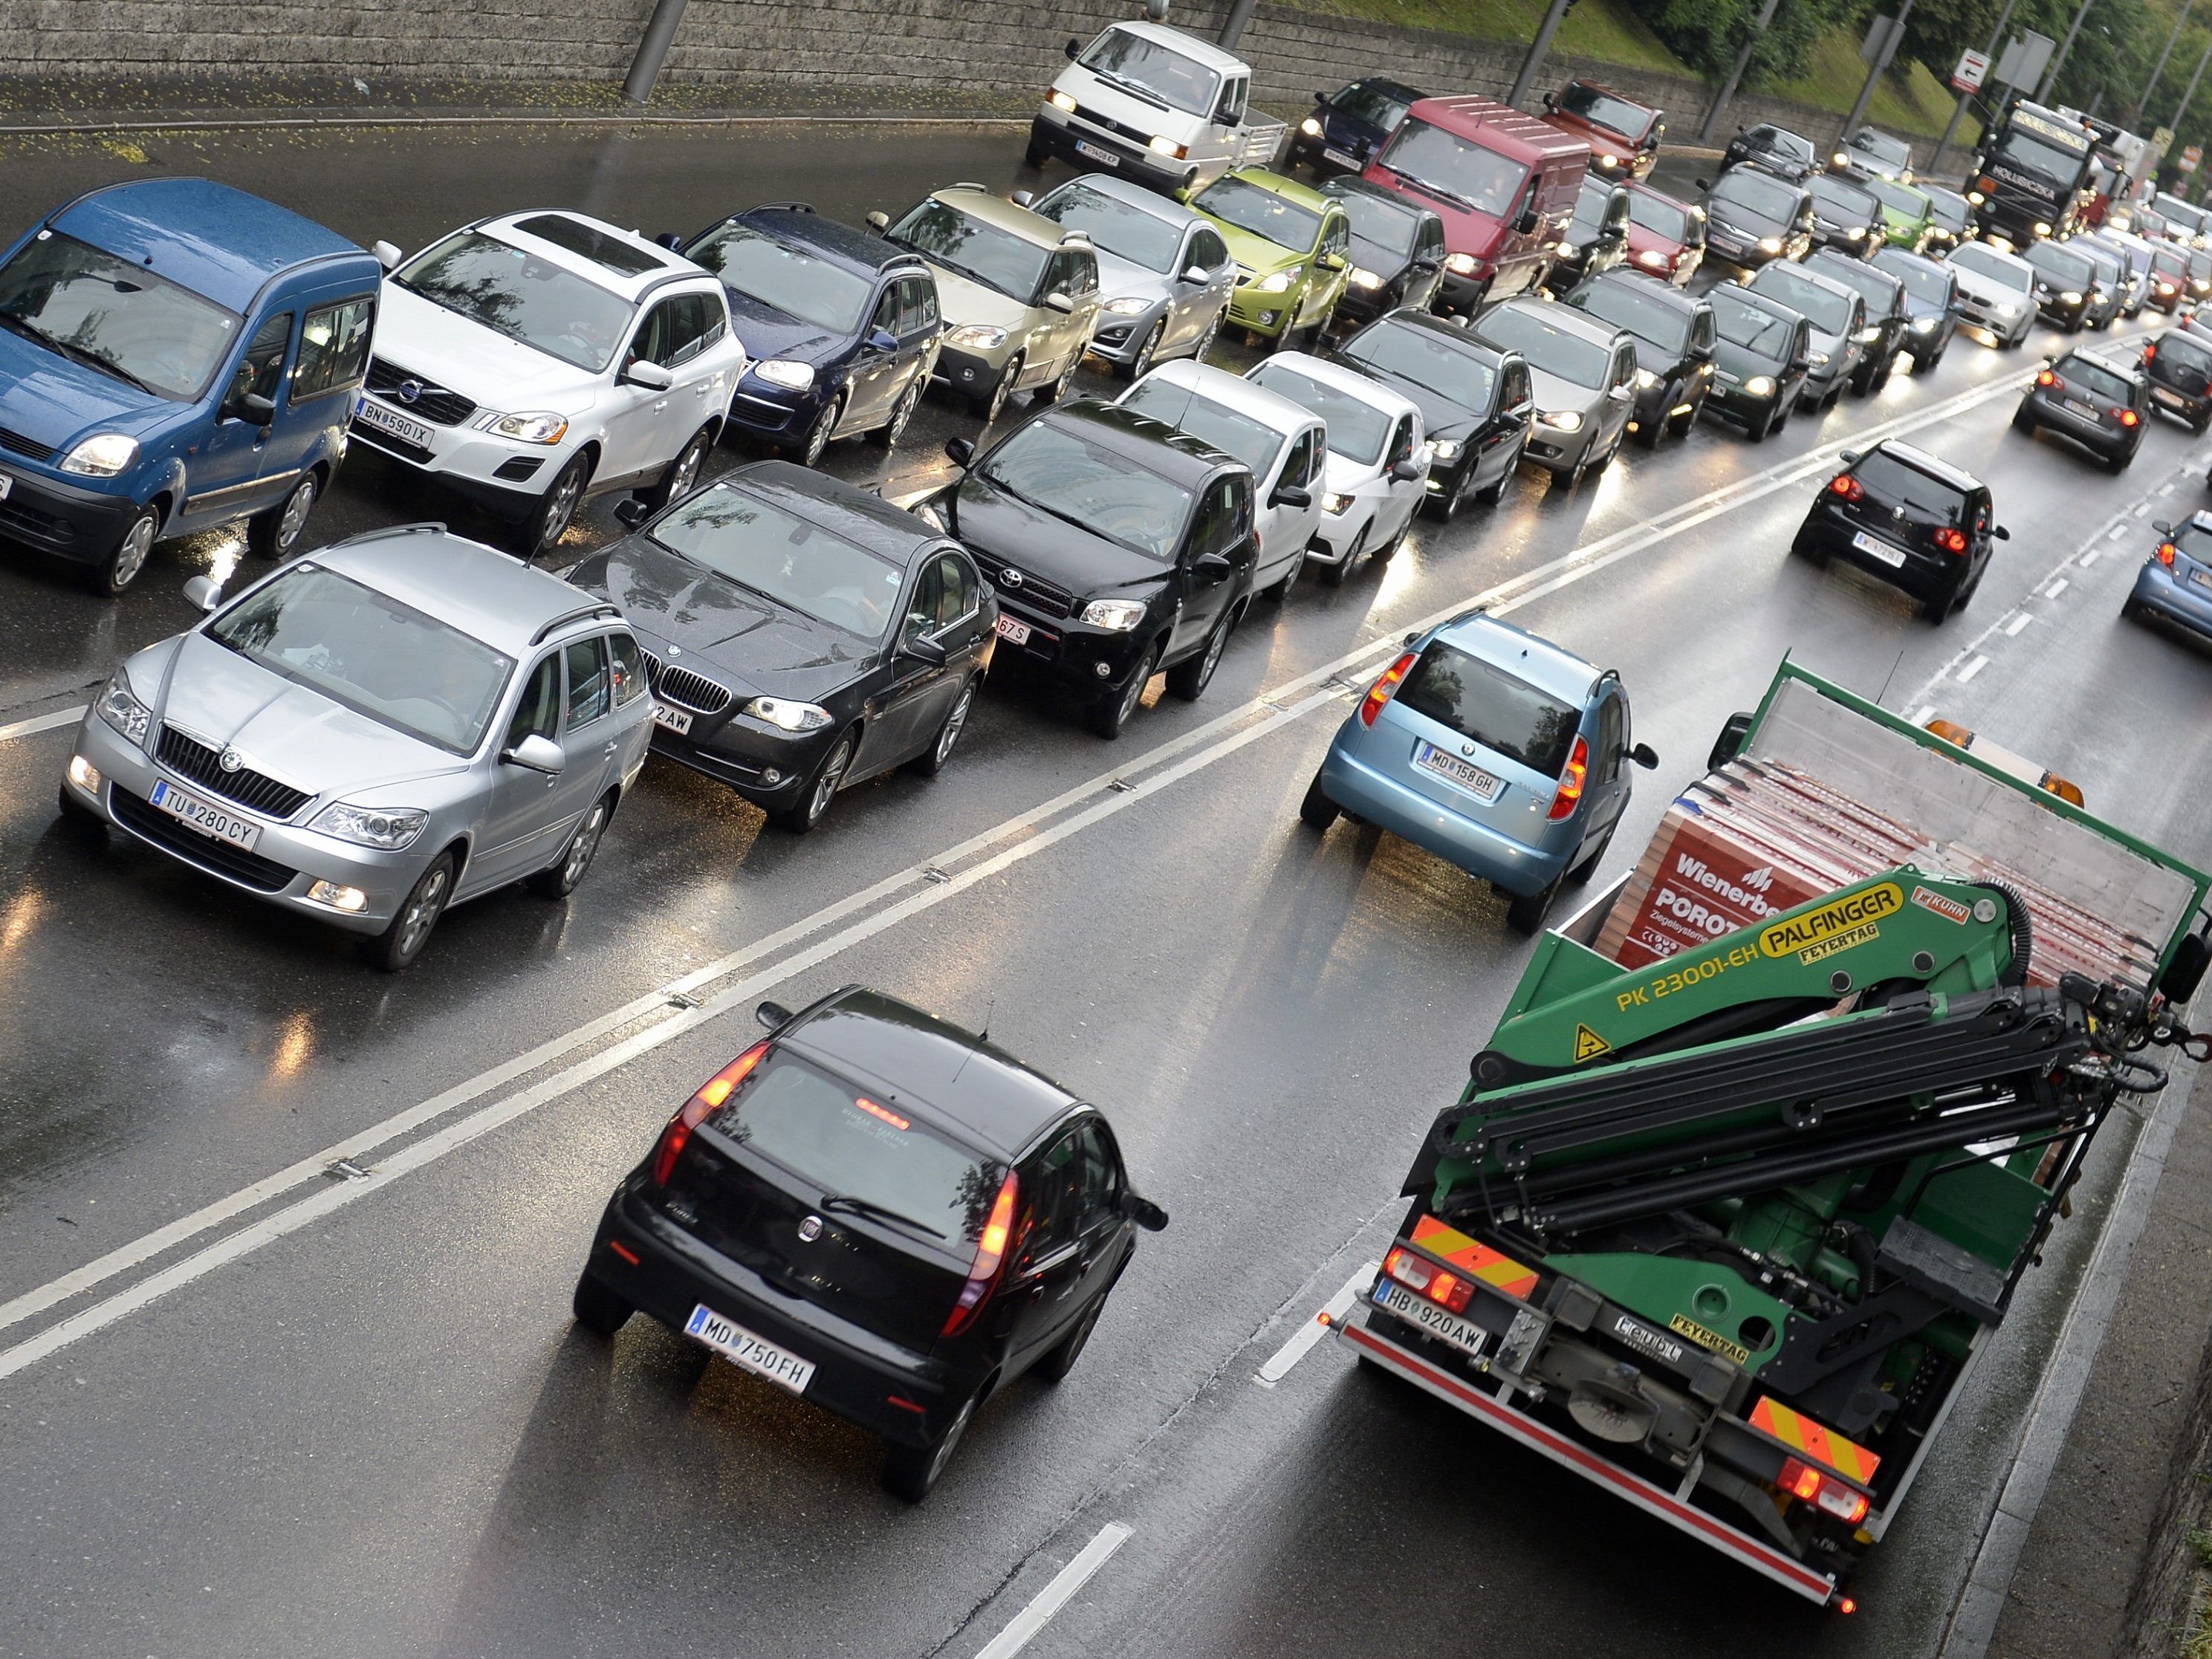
[[654, 1040, 769, 1184]]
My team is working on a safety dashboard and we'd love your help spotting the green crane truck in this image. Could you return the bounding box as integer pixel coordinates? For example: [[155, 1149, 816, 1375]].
[[1337, 660, 2212, 1606]]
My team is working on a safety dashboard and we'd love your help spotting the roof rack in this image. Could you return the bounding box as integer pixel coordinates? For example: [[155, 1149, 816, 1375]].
[[530, 601, 623, 646], [755, 201, 817, 213], [944, 181, 989, 193]]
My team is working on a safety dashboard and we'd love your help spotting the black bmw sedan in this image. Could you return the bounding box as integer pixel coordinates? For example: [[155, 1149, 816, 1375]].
[[934, 400, 1258, 738], [1791, 440, 2008, 623], [574, 986, 1168, 1501], [568, 461, 994, 833], [1329, 310, 1530, 520]]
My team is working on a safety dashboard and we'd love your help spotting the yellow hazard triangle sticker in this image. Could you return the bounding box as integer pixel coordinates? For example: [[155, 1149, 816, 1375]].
[[1573, 1024, 1612, 1063]]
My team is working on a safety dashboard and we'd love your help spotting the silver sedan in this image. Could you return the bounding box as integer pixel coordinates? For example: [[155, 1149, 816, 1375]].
[[59, 525, 654, 970], [1022, 172, 1238, 379]]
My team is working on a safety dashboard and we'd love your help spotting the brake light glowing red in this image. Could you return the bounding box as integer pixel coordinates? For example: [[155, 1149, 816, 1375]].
[[855, 1097, 910, 1130], [652, 1040, 768, 1184], [2144, 342, 2159, 362], [1933, 527, 1968, 555], [2035, 369, 2063, 390], [1777, 1455, 1872, 1525], [1382, 1246, 1473, 1313], [2118, 407, 2141, 426], [2159, 541, 2179, 566], [1827, 473, 1864, 504], [1548, 733, 1589, 822], [1359, 651, 1418, 728], [943, 1169, 1020, 1337]]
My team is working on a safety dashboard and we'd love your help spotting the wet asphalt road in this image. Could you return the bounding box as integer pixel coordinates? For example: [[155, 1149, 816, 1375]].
[[1, 121, 2210, 1659]]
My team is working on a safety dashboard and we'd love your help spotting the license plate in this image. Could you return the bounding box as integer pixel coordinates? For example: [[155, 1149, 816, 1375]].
[[147, 778, 262, 851], [994, 613, 1032, 646], [354, 397, 434, 449], [650, 701, 693, 736], [1852, 530, 1907, 568], [2065, 398, 2096, 417], [1414, 739, 1502, 802], [2156, 387, 2186, 406], [2191, 567, 2212, 591], [1073, 140, 1119, 167], [1323, 146, 1357, 167], [1372, 1279, 1491, 1360], [684, 1303, 817, 1395]]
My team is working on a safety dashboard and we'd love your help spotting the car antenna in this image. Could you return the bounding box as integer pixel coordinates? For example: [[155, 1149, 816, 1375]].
[[951, 998, 995, 1086]]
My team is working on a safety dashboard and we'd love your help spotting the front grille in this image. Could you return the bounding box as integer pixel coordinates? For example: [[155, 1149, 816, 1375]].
[[970, 551, 1075, 619], [155, 724, 313, 819], [349, 423, 435, 465], [111, 788, 299, 893], [364, 357, 479, 427], [0, 496, 74, 545], [640, 651, 733, 715], [0, 424, 56, 462], [1071, 108, 1151, 149]]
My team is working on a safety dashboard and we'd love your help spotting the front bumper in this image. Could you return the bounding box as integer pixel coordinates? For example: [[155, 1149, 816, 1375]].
[[1309, 492, 1384, 562], [933, 342, 1013, 400], [2130, 560, 2212, 637], [1707, 373, 1786, 426], [985, 594, 1152, 699], [1227, 280, 1307, 337], [0, 459, 142, 562], [723, 375, 832, 443], [1522, 418, 1597, 474], [350, 393, 571, 519], [1089, 304, 1170, 365], [1953, 295, 2028, 339], [1317, 738, 1568, 895], [1028, 111, 1194, 194]]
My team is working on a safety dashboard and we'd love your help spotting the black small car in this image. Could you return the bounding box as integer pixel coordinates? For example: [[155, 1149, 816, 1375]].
[[574, 987, 1168, 1501], [1703, 282, 1811, 441], [1329, 310, 1532, 519], [1807, 248, 1909, 395], [1869, 246, 1959, 372], [1791, 440, 2008, 623], [1805, 175, 1885, 258], [1565, 268, 1716, 447], [1543, 174, 1632, 295], [1723, 122, 1819, 184], [2143, 328, 2212, 432], [568, 462, 994, 833], [1293, 77, 1426, 174], [1921, 185, 1973, 254], [1699, 167, 1813, 270], [2013, 350, 2148, 472], [2021, 241, 2098, 330], [1320, 177, 1447, 327], [935, 400, 1257, 738]]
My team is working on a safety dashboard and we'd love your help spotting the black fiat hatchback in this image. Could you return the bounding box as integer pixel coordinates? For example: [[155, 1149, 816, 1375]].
[[574, 987, 1167, 1501]]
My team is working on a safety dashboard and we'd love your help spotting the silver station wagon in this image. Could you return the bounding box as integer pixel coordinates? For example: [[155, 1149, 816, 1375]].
[[59, 524, 655, 970]]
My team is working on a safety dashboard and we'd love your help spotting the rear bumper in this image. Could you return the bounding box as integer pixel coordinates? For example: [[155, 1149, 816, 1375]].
[[2023, 392, 2138, 459], [2148, 380, 2212, 424], [1797, 510, 1963, 602], [2130, 561, 2212, 637], [1316, 740, 1568, 895]]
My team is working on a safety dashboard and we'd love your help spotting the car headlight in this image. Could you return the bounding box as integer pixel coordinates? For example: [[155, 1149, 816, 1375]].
[[1100, 296, 1154, 316], [743, 695, 834, 733], [2033, 221, 2052, 237], [1910, 316, 1937, 333], [1743, 374, 1777, 396], [1809, 349, 1830, 366], [752, 359, 817, 391], [1635, 248, 1667, 269], [1149, 136, 1188, 160], [1049, 90, 1077, 114], [1556, 241, 1580, 261], [1845, 225, 1867, 240], [59, 433, 140, 477], [1538, 409, 1584, 432], [310, 802, 429, 851], [94, 672, 151, 748], [1300, 117, 1323, 137], [484, 411, 571, 444], [1833, 152, 1851, 168], [1080, 598, 1149, 630], [1445, 252, 1479, 275], [1429, 438, 1462, 461], [2059, 290, 2083, 305], [1253, 267, 1302, 293], [1995, 300, 2022, 316], [1349, 266, 1385, 290], [1855, 326, 1881, 344], [1322, 490, 1355, 513], [1757, 236, 1783, 255], [1635, 369, 1661, 389], [946, 324, 1009, 350], [1595, 154, 1619, 172], [2159, 282, 2178, 295], [1966, 190, 1985, 204]]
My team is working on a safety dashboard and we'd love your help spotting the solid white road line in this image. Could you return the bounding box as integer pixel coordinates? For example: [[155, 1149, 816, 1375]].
[[1254, 1262, 1377, 1386], [973, 1523, 1134, 1659], [0, 706, 85, 744]]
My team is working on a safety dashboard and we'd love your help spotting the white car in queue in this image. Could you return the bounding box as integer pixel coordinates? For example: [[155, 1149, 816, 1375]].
[[1114, 358, 1326, 600], [1242, 351, 1428, 587], [353, 210, 747, 556]]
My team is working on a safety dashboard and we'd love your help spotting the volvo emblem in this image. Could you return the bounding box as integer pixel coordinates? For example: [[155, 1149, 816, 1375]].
[[1000, 568, 1025, 588], [218, 746, 245, 773], [395, 380, 424, 406], [797, 1215, 823, 1243]]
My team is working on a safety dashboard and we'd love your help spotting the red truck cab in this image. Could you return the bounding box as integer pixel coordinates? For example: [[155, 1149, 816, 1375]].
[[1539, 79, 1663, 180], [1361, 95, 1590, 314]]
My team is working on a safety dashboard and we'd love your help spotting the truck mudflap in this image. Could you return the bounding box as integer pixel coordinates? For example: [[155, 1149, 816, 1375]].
[[1336, 1312, 1843, 1607]]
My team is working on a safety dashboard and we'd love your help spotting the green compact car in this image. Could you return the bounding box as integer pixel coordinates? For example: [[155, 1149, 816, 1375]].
[[1185, 166, 1352, 350], [1865, 177, 1937, 253]]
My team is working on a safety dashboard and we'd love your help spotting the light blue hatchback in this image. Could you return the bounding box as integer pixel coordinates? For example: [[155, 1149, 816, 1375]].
[[1298, 608, 1656, 932], [2125, 511, 2212, 640]]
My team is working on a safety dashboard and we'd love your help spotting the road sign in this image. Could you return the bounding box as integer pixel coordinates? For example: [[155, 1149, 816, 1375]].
[[1951, 48, 1990, 94], [1992, 30, 2054, 91], [2155, 126, 2176, 151], [1861, 13, 1903, 64], [2184, 146, 2203, 174]]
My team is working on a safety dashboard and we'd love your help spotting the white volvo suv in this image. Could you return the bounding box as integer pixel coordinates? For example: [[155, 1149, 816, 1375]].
[[353, 210, 747, 555]]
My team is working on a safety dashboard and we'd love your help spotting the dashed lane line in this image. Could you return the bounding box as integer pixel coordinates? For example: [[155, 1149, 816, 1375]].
[[1254, 1263, 1377, 1386], [972, 1524, 1134, 1659]]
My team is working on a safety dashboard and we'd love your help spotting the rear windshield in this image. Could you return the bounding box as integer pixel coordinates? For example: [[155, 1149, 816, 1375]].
[[1195, 175, 1321, 253], [1950, 243, 2032, 289], [1751, 265, 1853, 333], [1245, 362, 1392, 463], [1034, 181, 1184, 273], [1117, 381, 1282, 475], [1873, 250, 1950, 303], [1557, 84, 1652, 141], [1077, 27, 1219, 117], [1713, 170, 1798, 220], [1808, 177, 1880, 224], [1476, 304, 1612, 386], [2056, 357, 2134, 403], [1627, 188, 1693, 241], [1573, 279, 1691, 354], [2177, 523, 2212, 560], [1337, 319, 1496, 409], [709, 1052, 1002, 1253], [1377, 118, 1530, 218], [2157, 331, 2212, 371], [1850, 451, 1968, 522], [1711, 288, 1793, 354], [1398, 642, 1582, 776]]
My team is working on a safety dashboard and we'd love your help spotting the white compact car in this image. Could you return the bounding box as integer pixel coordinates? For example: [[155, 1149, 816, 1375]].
[[1944, 242, 2037, 349], [1116, 358, 1325, 599], [1242, 351, 1427, 587], [354, 210, 747, 555]]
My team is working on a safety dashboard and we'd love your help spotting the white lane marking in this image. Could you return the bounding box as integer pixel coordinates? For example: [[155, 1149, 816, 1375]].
[[1956, 654, 1990, 684], [2106, 525, 2127, 540], [2159, 481, 2176, 496], [2004, 613, 2031, 637], [2046, 577, 2069, 598], [1255, 1262, 1376, 1386], [2081, 547, 2102, 566], [1907, 704, 1936, 726], [0, 369, 2036, 1375], [0, 706, 85, 744], [2136, 502, 2153, 516], [973, 1524, 1134, 1659]]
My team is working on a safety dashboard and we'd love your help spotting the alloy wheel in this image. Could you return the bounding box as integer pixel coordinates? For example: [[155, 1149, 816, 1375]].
[[666, 438, 704, 501], [984, 360, 1019, 425], [562, 799, 609, 886], [802, 400, 840, 467], [935, 684, 973, 764], [273, 477, 316, 555], [395, 863, 450, 962], [880, 380, 920, 447], [1129, 321, 1164, 380], [108, 513, 158, 592], [539, 465, 585, 548], [807, 736, 853, 825]]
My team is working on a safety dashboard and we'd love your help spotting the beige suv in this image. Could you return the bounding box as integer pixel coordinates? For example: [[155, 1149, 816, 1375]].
[[871, 184, 1103, 422]]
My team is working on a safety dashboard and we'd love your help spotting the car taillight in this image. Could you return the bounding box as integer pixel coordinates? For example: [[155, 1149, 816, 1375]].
[[2118, 406, 2141, 426], [1382, 1245, 1473, 1313], [2145, 342, 2159, 361], [652, 1039, 768, 1184], [1359, 651, 1417, 727], [1777, 1455, 1872, 1525], [2035, 369, 2064, 391], [2159, 540, 2179, 566], [1827, 473, 1864, 504], [943, 1169, 1020, 1337], [1933, 527, 1968, 554], [1548, 733, 1589, 822]]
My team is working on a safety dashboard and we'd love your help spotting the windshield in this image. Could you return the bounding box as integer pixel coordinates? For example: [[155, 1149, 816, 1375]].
[[1627, 189, 1691, 241], [2157, 195, 2208, 231], [1574, 280, 1690, 354], [1753, 266, 1853, 332], [650, 481, 904, 640], [207, 564, 513, 756], [1866, 179, 1929, 218], [1557, 84, 1652, 141], [1855, 131, 1913, 166], [1117, 382, 1282, 474], [687, 221, 875, 333], [1923, 188, 1972, 230], [2025, 243, 2095, 287], [1034, 182, 1183, 273], [1077, 27, 1221, 118], [1339, 320, 1496, 409], [1195, 175, 1320, 253], [1334, 190, 1421, 256], [1570, 178, 1617, 238], [396, 230, 633, 373], [976, 418, 1195, 560], [1715, 170, 1798, 220], [1873, 250, 1950, 303], [1245, 363, 1392, 463], [1991, 125, 2092, 184], [0, 230, 240, 401], [1398, 643, 1580, 776], [2057, 356, 2134, 402], [2153, 247, 2189, 277], [887, 198, 1051, 302], [1711, 290, 1793, 354], [1378, 118, 1529, 217], [1812, 257, 1893, 311], [1764, 129, 1816, 160], [1476, 305, 1612, 386], [1950, 244, 2031, 289], [1851, 451, 1968, 522], [1808, 177, 1879, 224]]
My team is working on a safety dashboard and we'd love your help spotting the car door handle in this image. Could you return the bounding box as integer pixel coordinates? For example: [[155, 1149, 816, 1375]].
[[653, 398, 669, 412]]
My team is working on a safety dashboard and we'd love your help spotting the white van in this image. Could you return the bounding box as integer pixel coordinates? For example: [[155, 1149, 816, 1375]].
[[1028, 21, 1286, 197]]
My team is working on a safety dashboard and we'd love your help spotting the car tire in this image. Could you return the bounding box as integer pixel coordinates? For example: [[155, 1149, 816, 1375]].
[[2107, 448, 2133, 474], [798, 395, 843, 468], [247, 471, 318, 561], [649, 426, 714, 508], [906, 677, 976, 776], [1505, 871, 1563, 935], [1426, 461, 1473, 522], [1667, 393, 1701, 439], [1476, 456, 1513, 505], [571, 1272, 632, 1338], [1637, 389, 1669, 448], [974, 356, 1021, 423], [1924, 585, 1958, 625], [1086, 643, 1158, 738], [1748, 404, 1774, 443], [88, 505, 161, 597], [1039, 348, 1082, 405], [1265, 544, 1306, 601], [1320, 526, 1363, 588], [1166, 608, 1233, 701], [880, 1388, 978, 1503], [1299, 771, 1340, 830], [2122, 594, 2147, 623], [2012, 406, 2036, 435], [528, 790, 614, 897], [520, 455, 591, 560], [1126, 321, 1165, 382], [1189, 307, 1225, 366], [873, 376, 923, 449], [1789, 528, 1824, 562], [1589, 429, 1622, 475], [365, 851, 456, 973], [1035, 1291, 1108, 1383], [773, 728, 856, 833], [56, 783, 104, 832]]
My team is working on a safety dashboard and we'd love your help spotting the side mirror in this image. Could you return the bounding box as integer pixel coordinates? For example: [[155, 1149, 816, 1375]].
[[1630, 741, 1660, 770], [502, 733, 566, 775], [1320, 250, 1348, 272], [1516, 207, 1541, 236], [1043, 290, 1075, 314], [231, 391, 276, 426], [1839, 448, 1861, 464], [615, 497, 653, 529], [1066, 36, 1081, 58], [372, 239, 403, 272], [1011, 189, 1034, 208], [1707, 710, 1754, 772], [182, 574, 223, 613], [1540, 91, 1557, 111], [652, 232, 684, 250], [1314, 89, 1333, 105], [623, 359, 675, 391], [866, 210, 890, 231], [1120, 1192, 1170, 1231], [1695, 178, 1711, 191], [1179, 264, 1210, 285], [1173, 185, 1195, 204], [756, 999, 794, 1031], [867, 328, 901, 352], [1994, 525, 2011, 540], [1271, 482, 1312, 510], [945, 436, 975, 468], [2154, 519, 2173, 535], [1607, 383, 1633, 403], [1191, 551, 1233, 582], [1390, 456, 1425, 481], [902, 629, 949, 665], [2159, 926, 2212, 1005]]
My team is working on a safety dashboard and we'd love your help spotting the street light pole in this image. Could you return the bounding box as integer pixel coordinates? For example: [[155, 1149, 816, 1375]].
[[1218, 0, 1259, 51], [1933, 0, 2015, 172], [1508, 0, 1577, 108], [2036, 0, 2095, 101], [2173, 35, 2212, 132], [2140, 0, 2196, 115], [1700, 0, 1783, 144], [1843, 0, 1916, 140], [622, 0, 691, 105]]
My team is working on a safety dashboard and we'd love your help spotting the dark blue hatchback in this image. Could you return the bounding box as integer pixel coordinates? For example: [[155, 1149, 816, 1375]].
[[678, 204, 942, 468], [1290, 77, 1426, 175]]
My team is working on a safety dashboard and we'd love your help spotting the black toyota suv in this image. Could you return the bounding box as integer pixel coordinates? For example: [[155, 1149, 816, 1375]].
[[1543, 173, 1633, 295], [2021, 241, 2099, 331], [1566, 267, 1716, 446], [1723, 122, 1819, 183], [2144, 328, 2212, 432], [1320, 176, 1447, 327], [2013, 349, 2147, 471], [933, 400, 1257, 737], [1329, 310, 1532, 519], [574, 986, 1168, 1502], [1791, 439, 2008, 623], [1807, 247, 1910, 395], [1704, 282, 1811, 441]]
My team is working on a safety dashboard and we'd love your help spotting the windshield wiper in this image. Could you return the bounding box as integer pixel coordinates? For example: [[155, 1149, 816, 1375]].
[[0, 311, 160, 395], [1092, 68, 1169, 111], [820, 1192, 945, 1239], [1383, 169, 1476, 213]]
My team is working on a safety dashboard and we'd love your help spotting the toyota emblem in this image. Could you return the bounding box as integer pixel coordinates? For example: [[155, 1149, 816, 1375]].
[[395, 380, 424, 406], [218, 746, 245, 773], [797, 1215, 823, 1243], [1001, 568, 1025, 588]]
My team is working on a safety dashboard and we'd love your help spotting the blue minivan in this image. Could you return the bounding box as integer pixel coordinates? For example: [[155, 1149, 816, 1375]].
[[0, 178, 383, 594]]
